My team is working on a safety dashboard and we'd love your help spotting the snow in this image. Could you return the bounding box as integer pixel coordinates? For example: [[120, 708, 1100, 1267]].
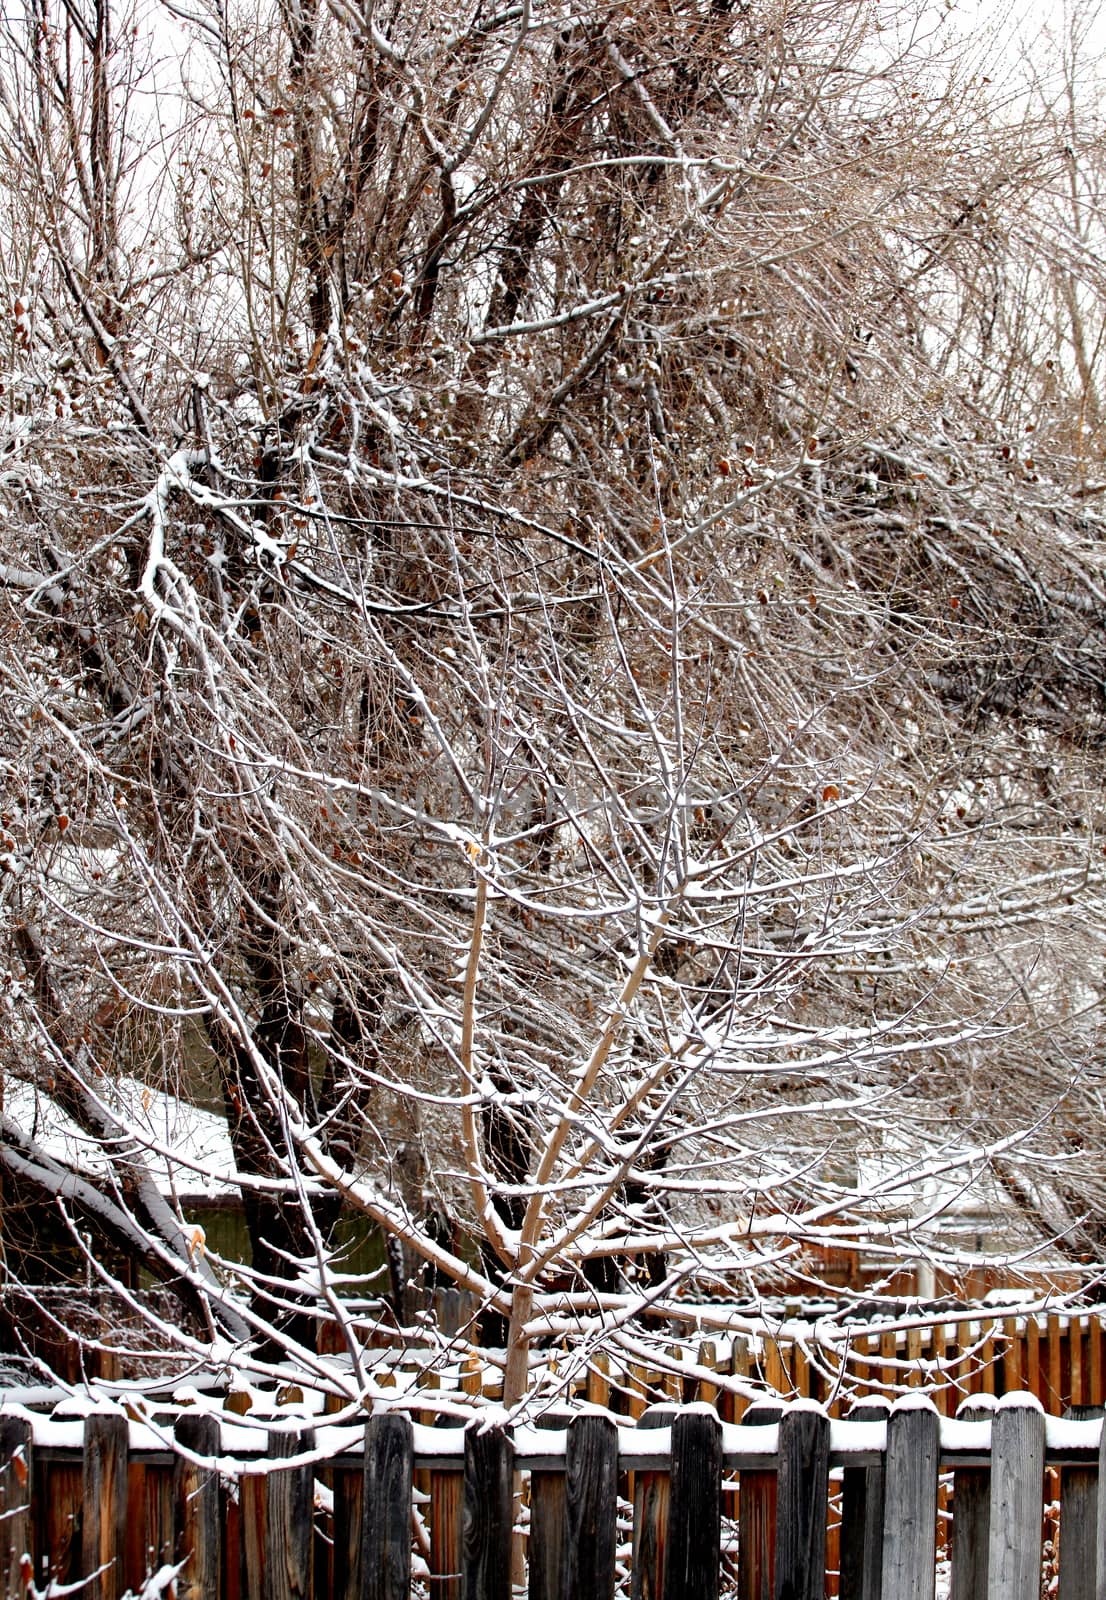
[[2, 1076, 240, 1201]]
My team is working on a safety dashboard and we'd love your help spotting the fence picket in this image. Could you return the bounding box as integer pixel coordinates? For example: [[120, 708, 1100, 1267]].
[[528, 1410, 571, 1600], [1058, 1404, 1102, 1600], [82, 1413, 128, 1600], [774, 1406, 830, 1600], [331, 1459, 363, 1600], [364, 1413, 414, 1600], [737, 1401, 782, 1600], [563, 1414, 618, 1600], [662, 1410, 723, 1600], [631, 1404, 677, 1600], [879, 1399, 939, 1600], [987, 1398, 1045, 1600], [949, 1396, 994, 1600], [174, 1412, 221, 1600], [839, 1399, 888, 1600], [264, 1428, 313, 1600], [462, 1418, 513, 1600]]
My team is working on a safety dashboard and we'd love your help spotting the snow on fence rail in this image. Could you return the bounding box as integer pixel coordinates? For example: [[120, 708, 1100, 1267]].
[[0, 1392, 1103, 1599]]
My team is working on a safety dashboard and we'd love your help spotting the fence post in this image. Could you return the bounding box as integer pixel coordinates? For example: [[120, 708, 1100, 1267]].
[[631, 1404, 676, 1600], [879, 1396, 939, 1600], [264, 1427, 314, 1600], [987, 1395, 1044, 1600], [0, 1415, 32, 1600], [364, 1412, 414, 1600], [528, 1409, 571, 1600], [563, 1413, 618, 1600], [1058, 1403, 1101, 1600], [839, 1398, 888, 1600], [82, 1412, 128, 1600], [663, 1408, 723, 1600], [774, 1403, 829, 1600], [462, 1418, 513, 1600], [737, 1400, 781, 1600], [173, 1412, 221, 1600]]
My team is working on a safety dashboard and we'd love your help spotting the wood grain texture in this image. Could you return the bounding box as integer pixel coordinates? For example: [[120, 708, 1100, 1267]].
[[839, 1400, 887, 1600], [631, 1405, 677, 1600], [528, 1412, 571, 1600], [774, 1408, 829, 1600], [264, 1429, 314, 1600], [662, 1410, 722, 1600], [737, 1402, 782, 1600], [987, 1404, 1044, 1600], [462, 1419, 513, 1600], [174, 1412, 221, 1600], [332, 1464, 364, 1600], [562, 1414, 618, 1600], [363, 1412, 414, 1600], [0, 1415, 32, 1600], [1095, 1409, 1106, 1600], [1058, 1405, 1102, 1600], [82, 1413, 128, 1600], [879, 1404, 938, 1600], [949, 1402, 992, 1600]]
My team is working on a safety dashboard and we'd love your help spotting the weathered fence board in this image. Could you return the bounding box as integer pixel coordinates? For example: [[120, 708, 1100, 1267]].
[[949, 1398, 993, 1600], [631, 1404, 677, 1600], [880, 1401, 939, 1600], [774, 1407, 830, 1600], [175, 1411, 222, 1600], [738, 1401, 782, 1600], [987, 1399, 1044, 1600], [0, 1416, 32, 1600], [839, 1400, 887, 1600], [82, 1412, 128, 1600], [663, 1410, 723, 1600], [462, 1419, 513, 1600], [363, 1413, 413, 1600], [1058, 1405, 1102, 1600], [564, 1413, 618, 1600]]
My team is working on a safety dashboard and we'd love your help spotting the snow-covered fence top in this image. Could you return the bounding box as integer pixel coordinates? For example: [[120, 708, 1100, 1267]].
[[0, 1392, 1100, 1599]]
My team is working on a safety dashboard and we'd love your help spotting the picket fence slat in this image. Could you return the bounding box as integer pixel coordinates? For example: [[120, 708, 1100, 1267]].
[[949, 1398, 994, 1600], [987, 1401, 1044, 1600], [462, 1420, 513, 1600], [82, 1412, 128, 1600], [1059, 1405, 1103, 1600], [363, 1412, 413, 1600], [175, 1412, 221, 1600], [529, 1410, 571, 1600], [663, 1410, 723, 1600], [631, 1404, 677, 1600], [839, 1399, 888, 1600], [265, 1428, 314, 1600], [563, 1413, 618, 1600], [775, 1407, 830, 1600], [879, 1402, 939, 1600], [0, 1415, 32, 1600], [737, 1400, 782, 1600]]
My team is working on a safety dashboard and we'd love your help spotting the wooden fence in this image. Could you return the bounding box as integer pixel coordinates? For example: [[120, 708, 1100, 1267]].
[[357, 1307, 1106, 1420], [0, 1391, 1103, 1599]]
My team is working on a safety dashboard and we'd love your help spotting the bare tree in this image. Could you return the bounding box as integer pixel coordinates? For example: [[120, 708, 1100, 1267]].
[[0, 0, 1104, 1407]]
